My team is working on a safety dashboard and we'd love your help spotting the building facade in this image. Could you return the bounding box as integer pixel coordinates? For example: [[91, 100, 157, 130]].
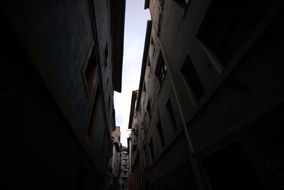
[[1, 0, 125, 189], [128, 90, 146, 190], [118, 146, 129, 190], [108, 126, 122, 189], [128, 0, 284, 189], [112, 126, 123, 181]]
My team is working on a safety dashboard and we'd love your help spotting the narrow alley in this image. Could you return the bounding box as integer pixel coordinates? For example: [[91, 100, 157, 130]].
[[1, 0, 284, 190]]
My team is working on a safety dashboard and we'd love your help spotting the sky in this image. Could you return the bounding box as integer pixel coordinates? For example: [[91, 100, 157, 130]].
[[114, 0, 150, 147]]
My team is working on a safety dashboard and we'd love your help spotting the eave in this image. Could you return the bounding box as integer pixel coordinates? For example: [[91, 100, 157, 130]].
[[110, 0, 126, 92]]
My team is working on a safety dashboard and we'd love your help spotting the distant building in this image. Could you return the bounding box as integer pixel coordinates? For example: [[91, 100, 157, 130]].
[[113, 126, 122, 143], [128, 90, 145, 190], [1, 0, 125, 189], [108, 126, 122, 190], [128, 0, 284, 190], [118, 146, 129, 190]]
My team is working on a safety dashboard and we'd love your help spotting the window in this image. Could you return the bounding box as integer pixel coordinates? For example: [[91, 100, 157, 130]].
[[84, 43, 98, 92], [166, 99, 178, 131], [150, 37, 154, 45], [149, 139, 155, 161], [155, 52, 167, 85], [174, 0, 190, 8], [104, 43, 108, 67], [181, 56, 205, 101], [197, 0, 268, 65], [159, 0, 165, 10], [157, 120, 165, 148], [143, 81, 146, 92], [147, 101, 152, 121], [82, 40, 99, 96], [157, 14, 162, 36], [108, 95, 111, 110]]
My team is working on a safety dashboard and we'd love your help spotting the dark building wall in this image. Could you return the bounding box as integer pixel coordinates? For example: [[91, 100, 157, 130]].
[[5, 0, 94, 129], [158, 0, 284, 126], [2, 0, 115, 137], [190, 11, 284, 151], [0, 13, 101, 189], [147, 134, 190, 183], [1, 0, 125, 188], [94, 0, 115, 131], [0, 75, 102, 190], [150, 159, 198, 190], [129, 0, 284, 189]]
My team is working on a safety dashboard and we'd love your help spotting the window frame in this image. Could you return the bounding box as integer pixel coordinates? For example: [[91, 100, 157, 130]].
[[181, 55, 205, 102], [157, 119, 165, 148], [166, 99, 178, 131], [155, 52, 167, 86], [81, 40, 99, 98]]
